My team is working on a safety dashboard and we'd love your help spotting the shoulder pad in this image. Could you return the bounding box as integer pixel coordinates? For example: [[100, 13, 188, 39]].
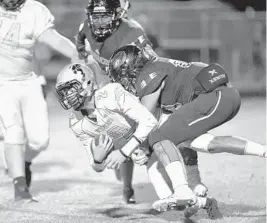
[[120, 19, 151, 48], [136, 71, 167, 98]]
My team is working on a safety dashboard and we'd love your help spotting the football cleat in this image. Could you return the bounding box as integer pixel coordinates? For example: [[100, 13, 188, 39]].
[[204, 197, 223, 219], [184, 206, 199, 219], [123, 187, 136, 204], [14, 177, 37, 202], [152, 195, 195, 212]]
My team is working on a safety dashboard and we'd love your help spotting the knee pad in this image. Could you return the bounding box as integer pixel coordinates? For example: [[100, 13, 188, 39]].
[[152, 140, 183, 167], [146, 153, 173, 199], [5, 126, 25, 145]]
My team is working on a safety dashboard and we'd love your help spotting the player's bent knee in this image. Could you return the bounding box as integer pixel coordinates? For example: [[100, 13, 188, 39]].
[[28, 136, 49, 152], [190, 133, 215, 153], [4, 126, 25, 145]]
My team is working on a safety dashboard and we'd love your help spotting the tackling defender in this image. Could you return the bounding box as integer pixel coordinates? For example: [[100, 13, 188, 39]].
[[108, 45, 267, 215], [55, 63, 224, 219], [0, 0, 98, 202], [75, 0, 206, 203], [75, 0, 157, 203]]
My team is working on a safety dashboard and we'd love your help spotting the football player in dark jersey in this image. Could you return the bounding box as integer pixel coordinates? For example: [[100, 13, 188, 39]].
[[74, 0, 156, 204], [108, 45, 267, 217], [75, 0, 208, 205]]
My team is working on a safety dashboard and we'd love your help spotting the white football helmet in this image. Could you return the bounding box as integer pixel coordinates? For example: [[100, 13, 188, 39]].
[[55, 63, 96, 111]]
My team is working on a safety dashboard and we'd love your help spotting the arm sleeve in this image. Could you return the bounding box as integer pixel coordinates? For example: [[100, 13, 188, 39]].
[[121, 22, 152, 48], [114, 84, 158, 142], [33, 3, 55, 39]]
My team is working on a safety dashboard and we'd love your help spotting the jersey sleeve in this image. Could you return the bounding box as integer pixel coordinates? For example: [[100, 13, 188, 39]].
[[120, 19, 152, 48], [113, 83, 158, 142], [75, 22, 87, 53], [33, 2, 55, 39], [136, 71, 167, 99], [69, 112, 94, 165]]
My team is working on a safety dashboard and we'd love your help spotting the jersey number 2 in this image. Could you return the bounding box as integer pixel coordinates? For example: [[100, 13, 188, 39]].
[[0, 20, 21, 48]]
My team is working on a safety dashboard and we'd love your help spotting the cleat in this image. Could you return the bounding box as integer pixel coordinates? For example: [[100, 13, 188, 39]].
[[184, 206, 199, 219], [194, 183, 208, 197], [152, 195, 194, 212], [123, 188, 136, 204], [14, 176, 37, 202], [204, 198, 223, 219], [25, 162, 32, 188]]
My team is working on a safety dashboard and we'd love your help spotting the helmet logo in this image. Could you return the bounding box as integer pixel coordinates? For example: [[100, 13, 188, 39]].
[[71, 64, 86, 82]]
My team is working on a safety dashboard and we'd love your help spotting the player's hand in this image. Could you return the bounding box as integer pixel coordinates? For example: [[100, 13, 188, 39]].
[[104, 150, 127, 169], [91, 135, 114, 163], [131, 148, 149, 166]]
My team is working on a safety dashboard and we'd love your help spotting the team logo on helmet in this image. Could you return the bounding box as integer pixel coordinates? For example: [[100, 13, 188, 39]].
[[70, 64, 86, 82]]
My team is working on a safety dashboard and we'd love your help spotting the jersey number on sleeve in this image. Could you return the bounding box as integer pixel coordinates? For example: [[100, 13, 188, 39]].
[[0, 20, 21, 49], [168, 59, 191, 68]]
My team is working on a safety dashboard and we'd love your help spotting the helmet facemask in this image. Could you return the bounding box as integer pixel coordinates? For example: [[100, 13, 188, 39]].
[[86, 0, 121, 42], [56, 64, 96, 111], [0, 0, 26, 11]]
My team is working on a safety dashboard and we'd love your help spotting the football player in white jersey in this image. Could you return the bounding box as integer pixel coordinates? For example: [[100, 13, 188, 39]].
[[55, 62, 158, 173], [0, 0, 99, 202], [55, 63, 221, 215]]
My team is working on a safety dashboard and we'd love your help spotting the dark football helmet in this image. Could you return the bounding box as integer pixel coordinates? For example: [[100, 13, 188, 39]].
[[0, 0, 26, 11], [109, 45, 153, 95], [86, 0, 130, 42]]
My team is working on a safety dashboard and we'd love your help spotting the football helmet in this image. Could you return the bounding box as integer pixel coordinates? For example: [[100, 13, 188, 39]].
[[0, 0, 26, 10], [86, 0, 130, 42], [109, 45, 153, 95], [55, 63, 96, 111]]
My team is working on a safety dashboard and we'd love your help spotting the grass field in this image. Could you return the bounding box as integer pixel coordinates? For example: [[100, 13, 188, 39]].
[[0, 92, 266, 223]]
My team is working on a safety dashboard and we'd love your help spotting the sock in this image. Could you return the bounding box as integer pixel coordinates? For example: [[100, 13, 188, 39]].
[[186, 165, 202, 189], [195, 196, 207, 209], [165, 161, 188, 189], [244, 141, 267, 157], [25, 162, 32, 188]]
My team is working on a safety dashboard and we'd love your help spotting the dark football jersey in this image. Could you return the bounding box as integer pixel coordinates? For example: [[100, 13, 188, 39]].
[[135, 59, 228, 111], [77, 18, 151, 72]]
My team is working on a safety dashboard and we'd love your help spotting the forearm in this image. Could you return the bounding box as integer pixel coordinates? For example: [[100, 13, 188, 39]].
[[50, 34, 76, 59], [39, 29, 76, 59]]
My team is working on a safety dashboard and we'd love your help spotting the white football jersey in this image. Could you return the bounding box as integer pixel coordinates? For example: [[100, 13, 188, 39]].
[[0, 0, 54, 81], [70, 83, 158, 165]]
